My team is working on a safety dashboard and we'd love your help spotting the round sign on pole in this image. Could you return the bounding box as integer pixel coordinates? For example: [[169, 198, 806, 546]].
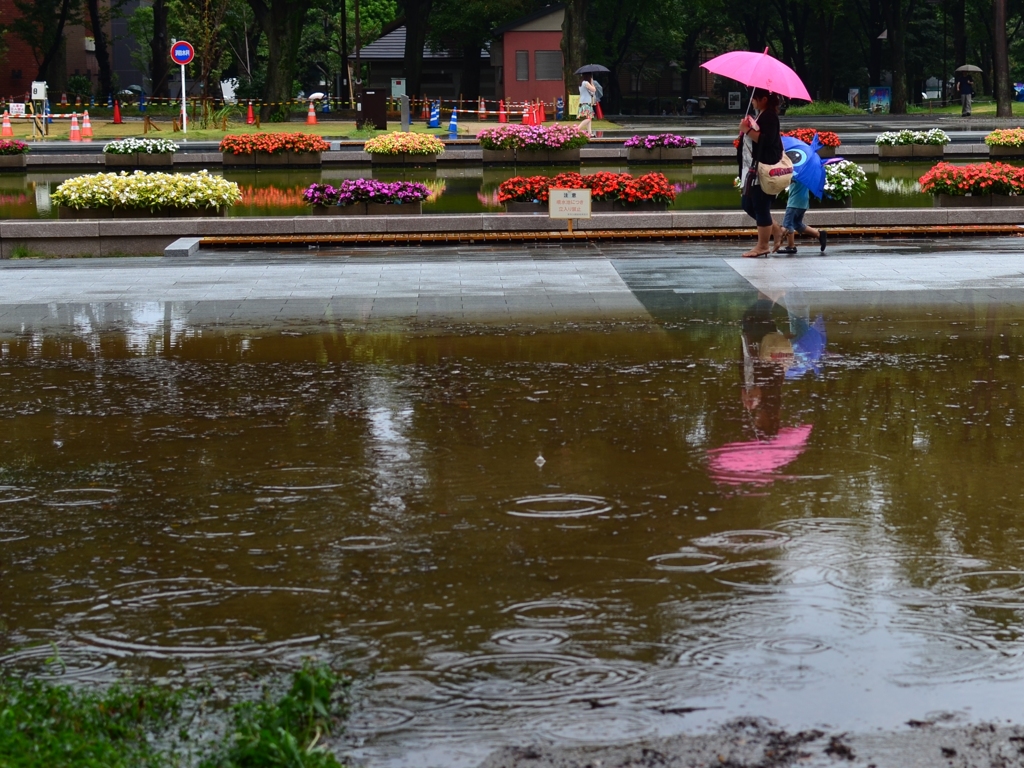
[[170, 41, 195, 66]]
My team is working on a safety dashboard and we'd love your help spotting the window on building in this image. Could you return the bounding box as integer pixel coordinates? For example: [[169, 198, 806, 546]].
[[534, 51, 562, 81], [515, 51, 529, 81]]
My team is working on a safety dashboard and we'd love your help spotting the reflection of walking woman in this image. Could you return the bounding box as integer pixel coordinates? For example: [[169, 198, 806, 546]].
[[578, 76, 596, 136], [738, 88, 784, 258]]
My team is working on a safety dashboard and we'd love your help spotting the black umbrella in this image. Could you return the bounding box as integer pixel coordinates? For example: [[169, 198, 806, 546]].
[[574, 64, 610, 75], [955, 64, 982, 73]]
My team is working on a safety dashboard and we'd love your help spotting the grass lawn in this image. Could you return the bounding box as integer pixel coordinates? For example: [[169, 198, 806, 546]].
[[906, 100, 1024, 115], [11, 116, 621, 143]]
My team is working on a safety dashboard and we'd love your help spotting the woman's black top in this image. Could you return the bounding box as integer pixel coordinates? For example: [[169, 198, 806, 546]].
[[751, 109, 782, 165]]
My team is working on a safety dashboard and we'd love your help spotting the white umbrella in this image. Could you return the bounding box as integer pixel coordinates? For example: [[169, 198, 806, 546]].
[[308, 92, 326, 100]]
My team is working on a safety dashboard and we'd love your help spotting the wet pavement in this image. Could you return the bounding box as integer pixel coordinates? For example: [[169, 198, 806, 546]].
[[7, 237, 1024, 768]]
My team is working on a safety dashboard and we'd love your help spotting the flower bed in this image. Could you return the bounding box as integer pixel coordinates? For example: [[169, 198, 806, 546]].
[[0, 139, 29, 170], [478, 124, 589, 152], [876, 129, 949, 159], [220, 132, 329, 168], [822, 160, 868, 202], [919, 161, 1024, 205], [52, 170, 240, 217], [497, 172, 676, 210], [985, 128, 1024, 157], [104, 138, 179, 155], [363, 133, 444, 165], [782, 128, 841, 148], [624, 134, 696, 164], [303, 179, 430, 215]]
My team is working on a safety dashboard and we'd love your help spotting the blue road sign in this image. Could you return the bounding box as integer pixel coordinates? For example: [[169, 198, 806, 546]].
[[170, 41, 195, 66]]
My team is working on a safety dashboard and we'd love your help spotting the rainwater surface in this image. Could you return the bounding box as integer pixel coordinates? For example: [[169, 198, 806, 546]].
[[3, 295, 1024, 766]]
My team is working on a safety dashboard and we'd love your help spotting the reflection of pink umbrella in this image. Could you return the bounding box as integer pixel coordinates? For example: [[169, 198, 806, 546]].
[[701, 48, 812, 102], [707, 424, 813, 485]]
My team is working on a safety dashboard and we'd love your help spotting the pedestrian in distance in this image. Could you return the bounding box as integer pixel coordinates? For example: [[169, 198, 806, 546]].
[[738, 88, 784, 258], [593, 78, 604, 119], [578, 75, 596, 136], [957, 75, 973, 117], [773, 177, 827, 256]]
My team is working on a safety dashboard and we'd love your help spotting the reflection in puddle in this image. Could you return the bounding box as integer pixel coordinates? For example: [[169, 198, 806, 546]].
[[6, 299, 1024, 766]]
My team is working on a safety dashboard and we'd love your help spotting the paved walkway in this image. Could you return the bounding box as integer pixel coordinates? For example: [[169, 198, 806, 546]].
[[1, 237, 1023, 329]]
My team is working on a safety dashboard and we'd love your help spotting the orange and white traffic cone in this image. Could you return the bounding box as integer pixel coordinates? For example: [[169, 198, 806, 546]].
[[539, 100, 546, 123], [1, 111, 12, 137], [498, 100, 507, 123], [246, 101, 255, 125], [81, 110, 93, 139], [306, 100, 317, 125], [69, 113, 81, 142], [478, 96, 486, 121], [521, 103, 530, 124]]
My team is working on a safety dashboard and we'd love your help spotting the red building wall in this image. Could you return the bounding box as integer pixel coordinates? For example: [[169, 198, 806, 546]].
[[0, 0, 38, 101], [501, 30, 564, 104]]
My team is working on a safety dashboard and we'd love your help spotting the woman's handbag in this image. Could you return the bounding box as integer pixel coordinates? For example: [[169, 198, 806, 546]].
[[757, 153, 794, 196]]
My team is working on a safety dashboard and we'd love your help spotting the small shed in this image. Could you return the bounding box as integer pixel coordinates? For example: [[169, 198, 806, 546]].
[[491, 5, 565, 104]]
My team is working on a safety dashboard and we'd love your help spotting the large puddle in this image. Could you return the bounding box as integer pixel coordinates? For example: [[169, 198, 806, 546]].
[[3, 290, 1024, 766]]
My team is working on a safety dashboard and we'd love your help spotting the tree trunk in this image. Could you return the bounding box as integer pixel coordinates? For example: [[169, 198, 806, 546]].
[[459, 44, 482, 102], [883, 0, 910, 113], [150, 0, 170, 98], [85, 0, 113, 99], [399, 0, 433, 98], [951, 0, 966, 67], [816, 5, 836, 100], [36, 0, 73, 82], [340, 0, 348, 105], [248, 0, 310, 120], [560, 0, 588, 105], [993, 0, 1011, 116]]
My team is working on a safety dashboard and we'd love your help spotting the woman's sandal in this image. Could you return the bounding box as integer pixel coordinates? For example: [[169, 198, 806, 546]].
[[741, 250, 769, 258]]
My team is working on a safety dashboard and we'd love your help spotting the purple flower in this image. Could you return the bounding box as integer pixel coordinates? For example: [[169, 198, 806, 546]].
[[623, 134, 696, 150]]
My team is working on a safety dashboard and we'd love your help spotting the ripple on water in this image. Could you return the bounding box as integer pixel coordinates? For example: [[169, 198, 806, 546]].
[[40, 488, 118, 507], [490, 628, 570, 651], [0, 639, 117, 680], [758, 636, 830, 655], [503, 599, 598, 625], [691, 529, 792, 553], [647, 549, 723, 573], [333, 536, 394, 551], [345, 706, 417, 736], [256, 466, 357, 492], [0, 486, 35, 504], [506, 494, 612, 519]]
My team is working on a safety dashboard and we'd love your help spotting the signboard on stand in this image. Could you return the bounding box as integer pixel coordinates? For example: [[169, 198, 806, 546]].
[[170, 40, 195, 133], [391, 78, 406, 97], [8, 103, 25, 116], [549, 188, 591, 234]]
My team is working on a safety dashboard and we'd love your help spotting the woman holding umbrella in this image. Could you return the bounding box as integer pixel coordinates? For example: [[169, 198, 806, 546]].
[[738, 88, 784, 257], [578, 75, 597, 135]]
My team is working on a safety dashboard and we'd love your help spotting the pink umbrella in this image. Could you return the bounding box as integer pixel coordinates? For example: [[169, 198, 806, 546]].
[[707, 424, 813, 486], [701, 48, 812, 102]]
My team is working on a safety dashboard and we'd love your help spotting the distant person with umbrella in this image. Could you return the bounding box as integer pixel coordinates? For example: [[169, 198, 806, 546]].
[[577, 74, 596, 135], [955, 65, 979, 116], [737, 88, 784, 258]]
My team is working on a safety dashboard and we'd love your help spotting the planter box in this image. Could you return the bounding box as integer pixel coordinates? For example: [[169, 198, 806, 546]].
[[312, 203, 367, 215], [993, 195, 1024, 207], [591, 200, 616, 212], [288, 151, 322, 167], [989, 145, 1024, 158], [370, 153, 439, 166], [504, 201, 546, 213], [626, 147, 693, 164], [934, 194, 992, 207], [366, 201, 423, 215], [877, 144, 914, 158], [105, 153, 174, 169], [810, 195, 853, 208], [913, 144, 944, 158], [482, 149, 516, 164], [222, 151, 309, 168], [816, 146, 837, 159], [515, 148, 581, 165], [59, 205, 226, 219], [0, 154, 27, 171], [614, 200, 671, 211]]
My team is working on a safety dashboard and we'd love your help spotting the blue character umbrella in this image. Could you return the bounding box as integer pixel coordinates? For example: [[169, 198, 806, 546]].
[[782, 134, 826, 200], [785, 314, 827, 380]]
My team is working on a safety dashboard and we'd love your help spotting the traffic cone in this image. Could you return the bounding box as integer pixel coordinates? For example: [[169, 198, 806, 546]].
[[539, 101, 546, 123], [60, 91, 68, 107], [498, 100, 507, 123], [306, 100, 317, 125], [113, 99, 122, 124], [75, 94, 81, 106], [69, 113, 81, 142], [421, 98, 429, 120], [595, 102, 604, 119], [447, 107, 458, 133], [478, 96, 486, 121], [81, 110, 93, 139], [521, 102, 530, 124], [428, 101, 440, 128], [1, 112, 12, 137], [246, 101, 254, 125]]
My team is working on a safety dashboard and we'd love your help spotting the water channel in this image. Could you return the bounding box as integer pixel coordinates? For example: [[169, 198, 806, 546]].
[[3, 276, 1024, 766], [0, 160, 985, 218]]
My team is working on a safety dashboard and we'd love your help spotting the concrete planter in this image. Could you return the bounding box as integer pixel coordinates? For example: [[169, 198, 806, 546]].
[[482, 149, 516, 164], [287, 151, 322, 167], [934, 194, 991, 207], [366, 202, 423, 215], [993, 194, 1024, 207], [0, 154, 27, 171], [59, 205, 226, 219], [816, 146, 837, 158], [369, 153, 439, 166], [222, 151, 313, 168], [913, 144, 944, 158], [614, 200, 672, 211], [989, 145, 1024, 158], [515, 149, 581, 165], [626, 147, 693, 164], [877, 144, 914, 159], [105, 153, 174, 169], [591, 200, 616, 212], [312, 204, 368, 215], [504, 202, 546, 213]]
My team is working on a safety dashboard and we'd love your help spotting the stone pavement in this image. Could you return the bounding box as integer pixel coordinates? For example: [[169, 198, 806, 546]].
[[1, 237, 1023, 330]]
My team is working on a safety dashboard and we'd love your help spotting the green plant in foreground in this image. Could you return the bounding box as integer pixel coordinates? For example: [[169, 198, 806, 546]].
[[201, 662, 350, 768], [0, 674, 183, 767]]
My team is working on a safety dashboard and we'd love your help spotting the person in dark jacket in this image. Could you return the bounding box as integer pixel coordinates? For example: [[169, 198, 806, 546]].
[[737, 88, 784, 257]]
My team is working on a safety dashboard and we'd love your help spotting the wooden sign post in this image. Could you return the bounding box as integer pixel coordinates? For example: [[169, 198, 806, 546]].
[[548, 188, 591, 234]]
